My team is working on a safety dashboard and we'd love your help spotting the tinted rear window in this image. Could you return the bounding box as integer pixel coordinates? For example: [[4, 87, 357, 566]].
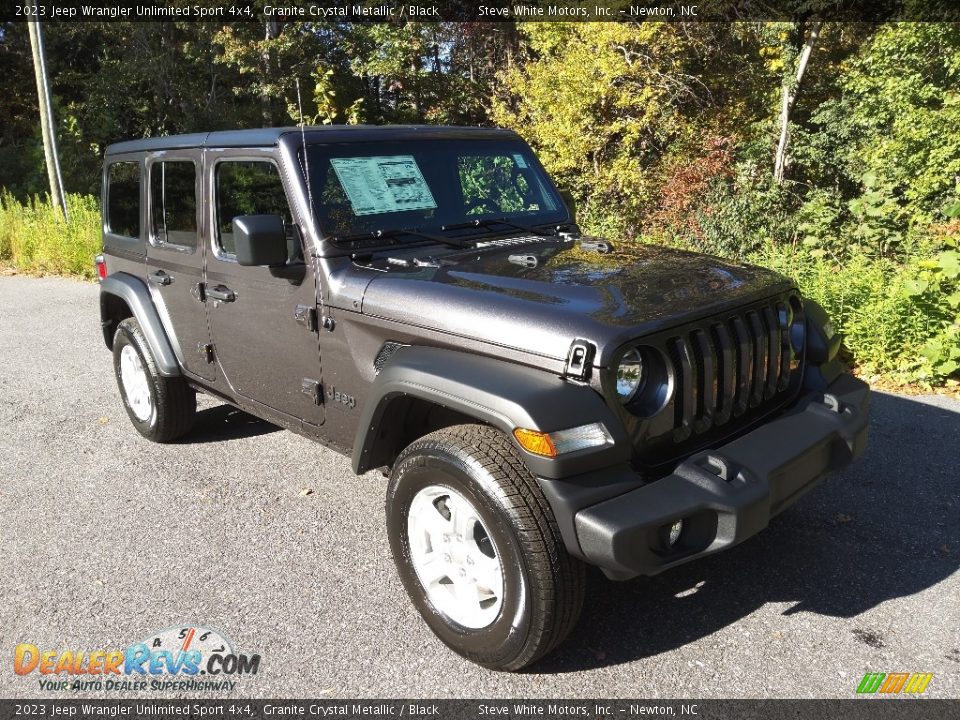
[[107, 162, 140, 238], [150, 160, 197, 248]]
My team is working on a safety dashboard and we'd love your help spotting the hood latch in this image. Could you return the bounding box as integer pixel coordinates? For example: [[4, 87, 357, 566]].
[[564, 339, 595, 380]]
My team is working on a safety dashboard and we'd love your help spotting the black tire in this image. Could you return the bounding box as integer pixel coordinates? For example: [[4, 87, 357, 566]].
[[112, 317, 195, 442], [386, 424, 585, 671]]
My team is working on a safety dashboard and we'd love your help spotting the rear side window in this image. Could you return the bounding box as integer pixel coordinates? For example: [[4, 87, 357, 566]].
[[215, 160, 297, 260], [150, 160, 197, 248], [107, 162, 140, 238]]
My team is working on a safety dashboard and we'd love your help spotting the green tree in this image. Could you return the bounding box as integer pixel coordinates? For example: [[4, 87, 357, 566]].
[[492, 22, 742, 237]]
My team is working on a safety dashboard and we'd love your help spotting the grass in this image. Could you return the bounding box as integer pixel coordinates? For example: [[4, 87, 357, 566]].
[[0, 191, 101, 279]]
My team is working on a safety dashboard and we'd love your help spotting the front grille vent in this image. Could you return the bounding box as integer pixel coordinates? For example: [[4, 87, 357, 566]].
[[666, 301, 795, 442]]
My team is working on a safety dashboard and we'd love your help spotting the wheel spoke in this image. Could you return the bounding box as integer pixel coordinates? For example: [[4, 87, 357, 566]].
[[452, 575, 481, 611], [424, 504, 452, 548], [448, 494, 477, 541], [415, 552, 449, 586], [472, 554, 502, 595]]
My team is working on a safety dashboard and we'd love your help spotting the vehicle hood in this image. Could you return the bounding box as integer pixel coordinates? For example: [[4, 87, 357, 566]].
[[358, 240, 794, 366]]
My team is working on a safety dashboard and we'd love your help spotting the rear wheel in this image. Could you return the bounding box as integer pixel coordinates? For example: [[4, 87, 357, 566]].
[[386, 424, 585, 671], [113, 318, 195, 442]]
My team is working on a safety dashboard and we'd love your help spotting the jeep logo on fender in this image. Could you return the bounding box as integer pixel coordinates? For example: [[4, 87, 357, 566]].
[[327, 385, 356, 409]]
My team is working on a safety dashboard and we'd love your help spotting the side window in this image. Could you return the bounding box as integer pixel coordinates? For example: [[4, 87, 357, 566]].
[[215, 160, 298, 261], [150, 160, 197, 248], [107, 161, 140, 238], [458, 154, 557, 216]]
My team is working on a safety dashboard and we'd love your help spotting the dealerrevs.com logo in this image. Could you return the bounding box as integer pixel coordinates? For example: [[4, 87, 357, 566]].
[[13, 625, 260, 693]]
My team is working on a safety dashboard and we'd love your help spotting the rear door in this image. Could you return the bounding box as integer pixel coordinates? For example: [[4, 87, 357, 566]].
[[203, 149, 324, 427], [144, 151, 216, 381]]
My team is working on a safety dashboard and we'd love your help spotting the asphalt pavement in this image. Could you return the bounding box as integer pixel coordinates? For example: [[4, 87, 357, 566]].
[[1, 275, 958, 699]]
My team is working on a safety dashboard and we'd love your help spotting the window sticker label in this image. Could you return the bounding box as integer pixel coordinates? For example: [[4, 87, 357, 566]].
[[330, 156, 437, 216], [512, 153, 529, 169]]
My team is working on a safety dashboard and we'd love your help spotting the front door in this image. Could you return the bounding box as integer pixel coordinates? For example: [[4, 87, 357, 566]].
[[203, 150, 324, 427], [144, 151, 216, 381]]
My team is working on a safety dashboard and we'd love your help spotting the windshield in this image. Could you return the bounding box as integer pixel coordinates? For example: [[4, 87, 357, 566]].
[[302, 138, 567, 246]]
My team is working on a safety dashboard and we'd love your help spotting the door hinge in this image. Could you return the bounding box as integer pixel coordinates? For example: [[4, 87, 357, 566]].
[[197, 343, 214, 363], [301, 378, 322, 405], [294, 304, 317, 332]]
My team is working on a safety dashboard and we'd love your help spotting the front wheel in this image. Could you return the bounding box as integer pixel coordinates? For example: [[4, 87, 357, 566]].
[[386, 425, 585, 671]]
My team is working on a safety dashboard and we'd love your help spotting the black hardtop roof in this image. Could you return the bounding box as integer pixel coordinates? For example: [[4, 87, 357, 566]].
[[105, 125, 519, 156]]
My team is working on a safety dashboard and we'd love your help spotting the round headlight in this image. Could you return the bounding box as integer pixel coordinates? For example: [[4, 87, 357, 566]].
[[616, 348, 645, 403]]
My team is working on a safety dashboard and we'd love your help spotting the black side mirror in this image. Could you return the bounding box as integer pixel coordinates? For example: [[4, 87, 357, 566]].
[[559, 188, 577, 224], [233, 215, 288, 267]]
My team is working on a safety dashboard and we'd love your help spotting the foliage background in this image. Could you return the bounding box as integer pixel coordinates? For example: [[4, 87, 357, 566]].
[[1, 19, 958, 385]]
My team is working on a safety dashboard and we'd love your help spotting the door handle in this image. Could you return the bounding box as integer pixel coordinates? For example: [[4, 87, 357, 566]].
[[148, 270, 172, 286], [207, 285, 236, 302]]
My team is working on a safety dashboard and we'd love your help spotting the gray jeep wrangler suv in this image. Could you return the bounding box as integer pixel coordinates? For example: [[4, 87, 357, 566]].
[[97, 126, 869, 671]]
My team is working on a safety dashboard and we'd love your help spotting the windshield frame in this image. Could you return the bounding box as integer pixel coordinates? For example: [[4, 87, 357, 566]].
[[292, 135, 571, 255]]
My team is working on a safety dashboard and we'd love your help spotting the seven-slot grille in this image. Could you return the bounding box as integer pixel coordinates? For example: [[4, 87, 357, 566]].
[[666, 299, 797, 442]]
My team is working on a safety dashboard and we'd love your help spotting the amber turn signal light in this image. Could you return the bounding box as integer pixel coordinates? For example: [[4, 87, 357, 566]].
[[512, 428, 558, 457], [513, 423, 614, 458]]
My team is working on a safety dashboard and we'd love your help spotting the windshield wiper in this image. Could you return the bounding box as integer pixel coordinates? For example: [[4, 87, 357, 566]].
[[440, 217, 558, 237], [332, 227, 467, 249]]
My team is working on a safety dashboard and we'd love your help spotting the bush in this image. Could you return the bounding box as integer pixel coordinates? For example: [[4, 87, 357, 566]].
[[0, 192, 101, 279], [751, 241, 959, 385]]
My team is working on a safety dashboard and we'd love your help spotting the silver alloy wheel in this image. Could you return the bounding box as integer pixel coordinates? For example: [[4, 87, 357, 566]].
[[407, 485, 504, 629], [119, 344, 153, 423]]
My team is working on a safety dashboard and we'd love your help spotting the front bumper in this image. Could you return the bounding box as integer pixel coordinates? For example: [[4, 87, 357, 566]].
[[556, 372, 869, 580]]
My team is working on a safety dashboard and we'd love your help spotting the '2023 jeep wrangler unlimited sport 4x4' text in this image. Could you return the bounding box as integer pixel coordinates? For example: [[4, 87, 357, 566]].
[[97, 126, 869, 670]]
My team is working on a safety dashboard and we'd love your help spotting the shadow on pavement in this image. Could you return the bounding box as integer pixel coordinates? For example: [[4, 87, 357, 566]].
[[177, 404, 281, 444], [534, 392, 960, 673]]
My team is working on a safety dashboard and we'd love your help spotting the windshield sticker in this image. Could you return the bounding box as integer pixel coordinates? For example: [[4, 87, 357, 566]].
[[330, 156, 437, 216], [513, 153, 529, 169]]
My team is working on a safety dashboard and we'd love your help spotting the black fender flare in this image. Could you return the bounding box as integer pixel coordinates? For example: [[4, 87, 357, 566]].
[[351, 345, 631, 479], [100, 273, 181, 377]]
